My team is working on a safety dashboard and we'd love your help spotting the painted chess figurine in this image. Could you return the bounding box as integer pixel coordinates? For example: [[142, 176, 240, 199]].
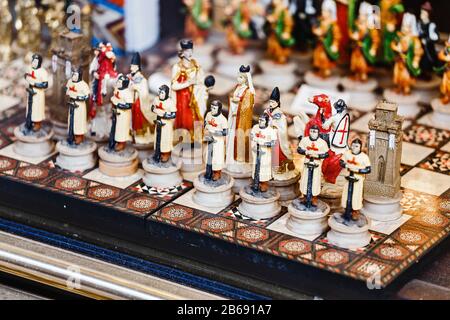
[[266, 0, 295, 64], [129, 52, 153, 145], [289, 0, 319, 51], [349, 2, 380, 82], [297, 125, 329, 208], [183, 0, 212, 45], [192, 100, 234, 208], [224, 0, 262, 55], [380, 0, 404, 65], [226, 65, 255, 170], [339, 139, 371, 221], [327, 139, 372, 249], [55, 68, 97, 173], [430, 37, 450, 113], [323, 99, 350, 155], [142, 85, 183, 189], [311, 0, 341, 78], [150, 85, 177, 163], [250, 114, 277, 193], [171, 39, 205, 143], [203, 101, 228, 181], [65, 68, 90, 145], [108, 74, 134, 152], [418, 2, 440, 80], [238, 114, 281, 220], [24, 53, 49, 132], [391, 13, 424, 95]]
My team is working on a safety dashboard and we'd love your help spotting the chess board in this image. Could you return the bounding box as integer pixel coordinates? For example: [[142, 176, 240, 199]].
[[0, 37, 449, 299]]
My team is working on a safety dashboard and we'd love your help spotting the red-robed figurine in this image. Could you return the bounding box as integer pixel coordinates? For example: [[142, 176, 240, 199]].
[[89, 42, 118, 117], [304, 94, 346, 184]]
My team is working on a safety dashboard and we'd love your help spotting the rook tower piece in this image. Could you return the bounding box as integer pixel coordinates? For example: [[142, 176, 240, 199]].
[[362, 101, 404, 221]]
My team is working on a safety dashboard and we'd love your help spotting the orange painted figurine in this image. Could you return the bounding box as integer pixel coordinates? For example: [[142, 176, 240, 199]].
[[266, 0, 295, 64], [183, 0, 212, 45]]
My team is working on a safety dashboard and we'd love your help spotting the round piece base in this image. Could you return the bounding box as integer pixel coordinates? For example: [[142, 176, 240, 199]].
[[192, 173, 235, 208], [223, 168, 252, 194], [361, 194, 403, 222], [172, 144, 205, 176], [13, 125, 55, 158], [327, 214, 371, 249], [56, 140, 97, 172], [341, 77, 378, 111], [142, 157, 183, 189], [269, 174, 300, 203], [238, 186, 281, 220], [304, 71, 340, 89], [98, 145, 139, 177], [287, 199, 330, 237]]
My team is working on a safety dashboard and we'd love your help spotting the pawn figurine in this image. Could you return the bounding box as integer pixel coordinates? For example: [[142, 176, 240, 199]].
[[56, 68, 97, 172], [327, 139, 372, 249], [98, 74, 139, 177], [142, 85, 183, 189], [430, 37, 450, 119], [14, 53, 55, 158], [192, 101, 234, 208], [287, 125, 330, 237], [238, 114, 282, 220]]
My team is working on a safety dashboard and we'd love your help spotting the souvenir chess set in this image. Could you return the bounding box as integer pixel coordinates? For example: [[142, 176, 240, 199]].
[[0, 0, 448, 299]]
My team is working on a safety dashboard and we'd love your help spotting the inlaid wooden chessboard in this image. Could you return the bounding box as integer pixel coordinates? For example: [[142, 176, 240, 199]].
[[0, 38, 448, 298]]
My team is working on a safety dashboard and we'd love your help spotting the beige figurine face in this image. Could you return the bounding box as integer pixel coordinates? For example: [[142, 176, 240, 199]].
[[71, 72, 80, 82], [237, 74, 246, 84], [269, 100, 278, 109], [420, 9, 429, 22], [182, 49, 193, 60], [31, 58, 39, 69], [210, 103, 219, 115], [351, 142, 362, 154], [309, 128, 319, 140], [158, 89, 166, 100], [130, 64, 139, 74], [116, 78, 123, 88], [258, 117, 267, 128]]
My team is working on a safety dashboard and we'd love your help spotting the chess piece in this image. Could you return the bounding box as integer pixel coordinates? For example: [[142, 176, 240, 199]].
[[193, 101, 234, 208], [380, 0, 404, 66], [88, 42, 118, 141], [304, 0, 341, 89], [56, 68, 97, 172], [328, 139, 372, 249], [383, 13, 424, 118], [224, 65, 255, 194], [290, 0, 319, 52], [287, 125, 330, 237], [98, 74, 139, 177], [129, 52, 153, 161], [14, 54, 55, 158], [340, 2, 380, 111], [238, 114, 282, 220], [430, 37, 450, 121], [142, 85, 183, 189], [0, 0, 13, 62], [265, 88, 300, 203], [415, 2, 442, 104], [266, 0, 295, 65], [183, 0, 212, 45], [361, 101, 403, 222]]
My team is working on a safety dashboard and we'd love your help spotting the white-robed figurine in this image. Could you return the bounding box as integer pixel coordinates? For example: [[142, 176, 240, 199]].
[[65, 68, 90, 145], [327, 138, 372, 249], [24, 53, 49, 132], [150, 85, 177, 163], [297, 125, 329, 207], [109, 74, 134, 151], [192, 100, 234, 209], [203, 100, 228, 181], [129, 52, 153, 145]]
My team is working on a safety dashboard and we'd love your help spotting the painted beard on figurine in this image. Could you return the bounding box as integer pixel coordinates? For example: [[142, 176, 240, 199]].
[[56, 67, 98, 173], [98, 74, 139, 177], [142, 85, 183, 189], [287, 125, 330, 237], [192, 100, 235, 209], [327, 138, 373, 249], [238, 114, 282, 220], [14, 53, 55, 159]]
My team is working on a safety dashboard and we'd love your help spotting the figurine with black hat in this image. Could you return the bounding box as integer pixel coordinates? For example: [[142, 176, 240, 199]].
[[142, 84, 183, 189], [265, 87, 300, 204], [238, 113, 282, 220], [98, 74, 139, 177], [56, 67, 98, 173], [14, 53, 55, 159], [129, 52, 153, 160], [192, 100, 235, 208], [224, 65, 255, 193]]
